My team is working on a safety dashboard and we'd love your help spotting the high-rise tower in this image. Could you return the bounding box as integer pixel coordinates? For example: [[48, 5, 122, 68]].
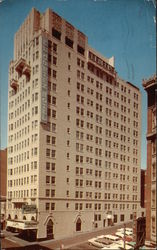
[[143, 75, 157, 246], [7, 8, 142, 240]]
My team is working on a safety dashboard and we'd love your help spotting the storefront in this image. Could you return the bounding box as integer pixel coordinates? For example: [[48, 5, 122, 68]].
[[6, 220, 38, 241]]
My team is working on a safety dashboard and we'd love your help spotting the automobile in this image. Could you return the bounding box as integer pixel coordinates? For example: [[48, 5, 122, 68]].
[[115, 232, 125, 238], [117, 228, 133, 236], [0, 232, 5, 238], [125, 231, 133, 236], [88, 237, 98, 243], [103, 234, 120, 242], [125, 228, 133, 232], [88, 238, 106, 248], [117, 228, 133, 233], [101, 243, 121, 249], [96, 237, 113, 245]]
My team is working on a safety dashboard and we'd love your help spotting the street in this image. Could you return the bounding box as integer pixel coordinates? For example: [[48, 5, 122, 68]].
[[1, 221, 133, 250]]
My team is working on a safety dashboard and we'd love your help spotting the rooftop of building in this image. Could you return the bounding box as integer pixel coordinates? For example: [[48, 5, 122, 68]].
[[142, 74, 157, 90]]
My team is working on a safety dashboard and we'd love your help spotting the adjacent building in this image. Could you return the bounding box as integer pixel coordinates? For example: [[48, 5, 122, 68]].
[[7, 8, 142, 240], [140, 169, 146, 209], [143, 75, 157, 246], [0, 148, 7, 229]]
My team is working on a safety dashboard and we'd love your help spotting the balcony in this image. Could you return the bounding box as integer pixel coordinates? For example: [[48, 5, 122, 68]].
[[22, 64, 31, 77], [146, 130, 156, 140], [15, 58, 26, 75], [12, 198, 27, 204], [15, 58, 31, 78], [10, 79, 18, 90]]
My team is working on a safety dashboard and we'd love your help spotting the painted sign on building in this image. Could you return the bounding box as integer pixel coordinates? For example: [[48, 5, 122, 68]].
[[41, 36, 48, 123], [22, 205, 37, 214]]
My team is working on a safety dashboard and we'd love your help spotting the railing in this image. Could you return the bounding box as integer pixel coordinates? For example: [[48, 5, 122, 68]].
[[10, 79, 18, 90]]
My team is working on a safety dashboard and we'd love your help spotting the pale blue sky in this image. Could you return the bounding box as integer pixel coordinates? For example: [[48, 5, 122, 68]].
[[0, 0, 156, 169]]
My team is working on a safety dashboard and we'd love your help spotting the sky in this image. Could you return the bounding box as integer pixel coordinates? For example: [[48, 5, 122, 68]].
[[0, 0, 156, 169]]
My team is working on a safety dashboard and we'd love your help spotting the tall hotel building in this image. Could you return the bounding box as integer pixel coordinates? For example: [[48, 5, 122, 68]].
[[7, 8, 142, 240], [143, 75, 156, 245]]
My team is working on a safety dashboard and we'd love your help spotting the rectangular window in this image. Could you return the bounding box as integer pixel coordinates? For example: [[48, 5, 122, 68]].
[[52, 136, 56, 145], [53, 43, 57, 53], [51, 203, 55, 210], [51, 189, 55, 197], [53, 70, 57, 79], [52, 28, 61, 40], [46, 135, 51, 144], [52, 97, 56, 105], [48, 54, 51, 63], [120, 214, 124, 221], [51, 150, 56, 158], [51, 176, 55, 184], [53, 56, 57, 65], [52, 110, 56, 118], [46, 149, 50, 157], [52, 123, 56, 132], [52, 163, 55, 171], [46, 176, 50, 184], [46, 162, 50, 171], [65, 36, 73, 48], [114, 215, 117, 223], [46, 189, 50, 197], [45, 203, 50, 210], [52, 83, 57, 92], [77, 45, 85, 55]]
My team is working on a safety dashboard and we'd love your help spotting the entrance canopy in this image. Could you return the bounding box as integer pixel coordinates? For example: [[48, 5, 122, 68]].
[[7, 220, 38, 230]]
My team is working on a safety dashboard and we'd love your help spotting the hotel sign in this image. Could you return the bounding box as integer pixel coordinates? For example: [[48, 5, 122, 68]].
[[22, 205, 37, 214], [88, 51, 115, 75], [41, 36, 48, 123]]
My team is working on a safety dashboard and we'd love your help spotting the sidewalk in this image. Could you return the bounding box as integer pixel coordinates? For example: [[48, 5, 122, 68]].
[[40, 221, 133, 250], [2, 221, 133, 249]]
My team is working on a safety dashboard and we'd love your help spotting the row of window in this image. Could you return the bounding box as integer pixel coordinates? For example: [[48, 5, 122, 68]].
[[74, 202, 138, 211], [75, 152, 138, 165], [73, 178, 138, 190], [8, 174, 37, 187], [8, 189, 37, 198]]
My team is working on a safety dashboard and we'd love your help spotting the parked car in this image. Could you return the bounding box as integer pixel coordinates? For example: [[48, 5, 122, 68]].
[[88, 237, 106, 248], [101, 243, 121, 249]]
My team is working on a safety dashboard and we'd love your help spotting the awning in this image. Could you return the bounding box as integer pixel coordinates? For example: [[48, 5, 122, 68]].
[[7, 220, 38, 230]]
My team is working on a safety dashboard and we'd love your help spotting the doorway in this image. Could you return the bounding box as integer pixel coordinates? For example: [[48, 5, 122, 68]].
[[76, 218, 81, 232], [47, 219, 54, 239]]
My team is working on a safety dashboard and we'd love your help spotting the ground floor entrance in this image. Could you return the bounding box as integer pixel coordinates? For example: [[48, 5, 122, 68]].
[[47, 219, 54, 239]]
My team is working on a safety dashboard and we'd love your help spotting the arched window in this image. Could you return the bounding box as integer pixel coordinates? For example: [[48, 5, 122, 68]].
[[14, 215, 18, 220], [76, 218, 81, 232], [23, 216, 26, 220], [47, 219, 54, 239], [8, 214, 11, 220], [31, 216, 35, 221]]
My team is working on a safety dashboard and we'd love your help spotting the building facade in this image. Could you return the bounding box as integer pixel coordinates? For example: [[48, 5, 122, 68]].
[[0, 148, 7, 229], [143, 75, 157, 246], [140, 169, 146, 209], [7, 8, 142, 240]]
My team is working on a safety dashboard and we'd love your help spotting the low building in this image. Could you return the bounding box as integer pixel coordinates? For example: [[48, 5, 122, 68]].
[[0, 148, 7, 230]]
